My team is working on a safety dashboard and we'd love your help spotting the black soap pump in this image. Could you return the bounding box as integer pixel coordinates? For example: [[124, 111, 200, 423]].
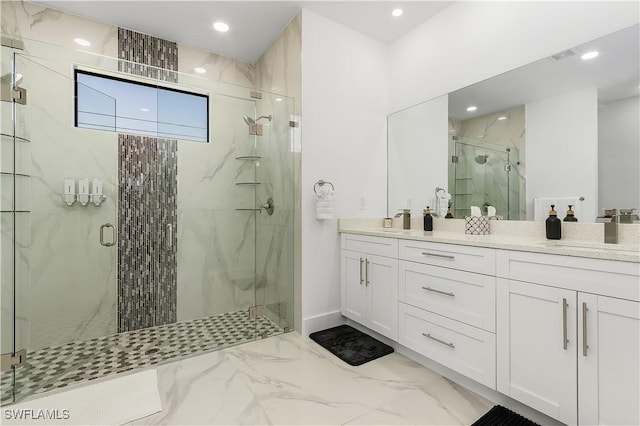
[[546, 204, 562, 239], [445, 201, 454, 219], [564, 205, 578, 222], [423, 207, 433, 232]]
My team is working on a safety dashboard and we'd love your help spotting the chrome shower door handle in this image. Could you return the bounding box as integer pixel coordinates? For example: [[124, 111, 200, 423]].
[[100, 223, 117, 247]]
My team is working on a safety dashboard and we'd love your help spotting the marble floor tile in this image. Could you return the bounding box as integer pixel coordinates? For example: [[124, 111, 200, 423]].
[[126, 332, 494, 426]]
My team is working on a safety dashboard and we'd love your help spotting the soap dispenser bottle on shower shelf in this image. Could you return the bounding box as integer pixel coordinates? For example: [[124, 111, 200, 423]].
[[546, 204, 562, 239]]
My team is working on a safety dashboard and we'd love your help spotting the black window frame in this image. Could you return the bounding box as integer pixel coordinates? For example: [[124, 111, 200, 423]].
[[74, 68, 210, 142]]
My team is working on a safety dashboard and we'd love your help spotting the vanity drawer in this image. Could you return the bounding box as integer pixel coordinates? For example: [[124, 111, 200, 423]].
[[341, 233, 398, 258], [399, 240, 496, 275], [399, 260, 495, 332], [399, 303, 496, 389], [496, 250, 640, 301]]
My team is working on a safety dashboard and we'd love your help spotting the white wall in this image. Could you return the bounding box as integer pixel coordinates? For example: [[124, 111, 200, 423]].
[[526, 87, 598, 222], [598, 96, 640, 212], [388, 95, 449, 215], [301, 10, 388, 334], [389, 1, 640, 112]]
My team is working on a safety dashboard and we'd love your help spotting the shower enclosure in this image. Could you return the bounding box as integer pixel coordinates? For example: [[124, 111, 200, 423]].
[[1, 36, 295, 404], [449, 136, 521, 219]]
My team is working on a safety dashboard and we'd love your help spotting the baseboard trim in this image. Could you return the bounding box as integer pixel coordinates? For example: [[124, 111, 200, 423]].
[[302, 310, 345, 336]]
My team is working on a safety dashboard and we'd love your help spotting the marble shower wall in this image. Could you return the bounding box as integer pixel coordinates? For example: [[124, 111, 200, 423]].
[[176, 93, 257, 322], [254, 13, 301, 331], [449, 105, 526, 219]]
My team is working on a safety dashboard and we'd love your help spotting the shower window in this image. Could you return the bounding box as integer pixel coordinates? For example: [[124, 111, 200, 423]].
[[74, 69, 209, 142]]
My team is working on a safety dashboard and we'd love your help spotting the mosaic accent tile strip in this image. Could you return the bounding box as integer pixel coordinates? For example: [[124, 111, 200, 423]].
[[0, 311, 283, 406], [117, 28, 178, 82], [118, 135, 178, 332]]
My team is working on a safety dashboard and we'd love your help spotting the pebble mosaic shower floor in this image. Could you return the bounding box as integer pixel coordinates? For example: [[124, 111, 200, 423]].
[[0, 310, 284, 405]]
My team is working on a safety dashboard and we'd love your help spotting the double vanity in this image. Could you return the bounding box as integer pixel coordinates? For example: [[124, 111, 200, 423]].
[[339, 219, 639, 426]]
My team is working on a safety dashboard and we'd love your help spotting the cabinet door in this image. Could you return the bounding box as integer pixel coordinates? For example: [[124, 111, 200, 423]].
[[342, 250, 366, 323], [578, 294, 639, 426], [366, 254, 398, 340], [497, 279, 577, 425]]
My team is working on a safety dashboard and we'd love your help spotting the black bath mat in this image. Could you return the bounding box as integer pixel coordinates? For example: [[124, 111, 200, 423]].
[[471, 405, 540, 426], [309, 324, 393, 366]]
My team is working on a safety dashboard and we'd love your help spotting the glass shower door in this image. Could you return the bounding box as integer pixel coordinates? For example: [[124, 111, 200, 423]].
[[254, 92, 295, 336], [9, 53, 118, 402]]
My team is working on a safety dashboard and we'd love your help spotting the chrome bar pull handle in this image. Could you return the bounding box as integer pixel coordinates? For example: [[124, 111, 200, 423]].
[[100, 223, 117, 247], [421, 252, 455, 260], [365, 259, 370, 286], [422, 286, 455, 297], [359, 258, 364, 285], [422, 333, 455, 349], [166, 223, 174, 249], [562, 297, 569, 350], [582, 302, 589, 357]]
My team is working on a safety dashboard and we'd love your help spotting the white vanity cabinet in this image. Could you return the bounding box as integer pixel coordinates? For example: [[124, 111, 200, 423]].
[[397, 240, 497, 389], [496, 250, 640, 426], [341, 234, 398, 340]]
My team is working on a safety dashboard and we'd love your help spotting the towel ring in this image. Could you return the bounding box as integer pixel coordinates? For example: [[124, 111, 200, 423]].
[[314, 180, 334, 194]]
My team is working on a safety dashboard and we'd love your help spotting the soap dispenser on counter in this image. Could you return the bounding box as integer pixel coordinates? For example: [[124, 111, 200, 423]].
[[423, 207, 433, 232], [563, 205, 578, 222], [546, 204, 562, 239], [445, 201, 454, 219]]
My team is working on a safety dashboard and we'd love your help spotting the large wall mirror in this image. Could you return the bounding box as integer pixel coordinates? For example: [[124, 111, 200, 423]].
[[388, 24, 639, 223]]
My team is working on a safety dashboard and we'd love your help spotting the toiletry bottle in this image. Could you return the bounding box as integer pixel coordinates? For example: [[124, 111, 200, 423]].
[[445, 201, 454, 219], [423, 207, 433, 232], [563, 205, 578, 222], [546, 204, 562, 239]]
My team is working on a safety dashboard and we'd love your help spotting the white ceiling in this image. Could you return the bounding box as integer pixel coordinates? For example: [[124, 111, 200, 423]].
[[31, 1, 452, 63]]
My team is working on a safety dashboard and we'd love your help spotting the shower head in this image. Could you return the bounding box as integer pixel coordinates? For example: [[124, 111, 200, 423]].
[[243, 114, 272, 126], [475, 154, 488, 164], [1, 72, 23, 86]]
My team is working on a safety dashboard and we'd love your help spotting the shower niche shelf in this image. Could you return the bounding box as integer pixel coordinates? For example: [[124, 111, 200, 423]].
[[235, 156, 262, 161], [235, 182, 261, 186]]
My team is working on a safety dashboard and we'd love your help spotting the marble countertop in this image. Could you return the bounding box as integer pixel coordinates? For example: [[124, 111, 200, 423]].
[[339, 225, 640, 263]]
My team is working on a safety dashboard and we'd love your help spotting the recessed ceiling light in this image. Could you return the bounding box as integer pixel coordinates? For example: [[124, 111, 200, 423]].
[[140, 108, 150, 112], [392, 8, 403, 17], [213, 21, 230, 32], [73, 38, 90, 46], [581, 51, 599, 60], [194, 67, 206, 74], [497, 116, 507, 121], [275, 98, 283, 102], [466, 106, 478, 112]]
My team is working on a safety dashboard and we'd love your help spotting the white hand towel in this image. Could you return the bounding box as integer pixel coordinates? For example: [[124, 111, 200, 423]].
[[315, 187, 334, 220], [470, 206, 481, 217], [487, 206, 496, 217]]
